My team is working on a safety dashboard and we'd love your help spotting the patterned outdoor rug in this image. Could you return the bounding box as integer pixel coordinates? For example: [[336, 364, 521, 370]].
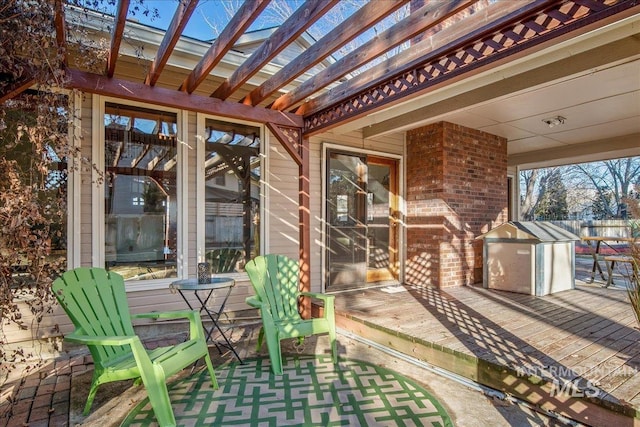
[[121, 355, 453, 426]]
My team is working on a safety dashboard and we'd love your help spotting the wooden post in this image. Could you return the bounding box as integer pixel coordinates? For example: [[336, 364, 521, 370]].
[[265, 123, 311, 318], [298, 136, 311, 318]]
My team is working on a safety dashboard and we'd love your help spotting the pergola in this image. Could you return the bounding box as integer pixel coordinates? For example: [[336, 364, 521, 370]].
[[4, 0, 639, 306]]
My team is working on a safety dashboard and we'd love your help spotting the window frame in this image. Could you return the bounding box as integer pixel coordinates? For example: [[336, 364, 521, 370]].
[[196, 113, 265, 279], [92, 96, 186, 291], [68, 91, 82, 269], [321, 142, 405, 291]]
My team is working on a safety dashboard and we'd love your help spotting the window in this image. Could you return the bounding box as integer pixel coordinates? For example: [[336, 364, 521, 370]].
[[103, 103, 178, 280], [202, 118, 261, 273]]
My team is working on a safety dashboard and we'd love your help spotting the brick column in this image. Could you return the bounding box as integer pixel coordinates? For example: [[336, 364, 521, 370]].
[[405, 122, 507, 288]]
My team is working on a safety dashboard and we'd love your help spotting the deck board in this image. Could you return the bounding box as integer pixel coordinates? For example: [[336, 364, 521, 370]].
[[333, 265, 640, 424]]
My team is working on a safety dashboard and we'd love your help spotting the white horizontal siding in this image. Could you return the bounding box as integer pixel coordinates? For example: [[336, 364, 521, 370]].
[[265, 131, 300, 261]]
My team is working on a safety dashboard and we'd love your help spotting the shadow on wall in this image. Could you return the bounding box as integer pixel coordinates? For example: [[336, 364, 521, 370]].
[[405, 198, 505, 288]]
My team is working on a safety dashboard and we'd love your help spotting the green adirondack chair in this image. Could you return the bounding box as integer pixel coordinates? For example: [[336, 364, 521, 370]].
[[206, 248, 244, 273], [245, 254, 337, 375], [52, 267, 218, 427]]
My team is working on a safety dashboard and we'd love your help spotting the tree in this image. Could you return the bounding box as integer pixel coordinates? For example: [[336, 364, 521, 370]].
[[0, 0, 156, 386], [519, 168, 561, 220], [570, 158, 640, 219], [520, 169, 539, 220], [520, 157, 640, 221], [1, 1, 73, 382], [591, 191, 612, 220], [534, 169, 568, 220]]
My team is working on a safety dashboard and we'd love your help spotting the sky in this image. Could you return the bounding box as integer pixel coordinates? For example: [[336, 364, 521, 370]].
[[126, 0, 229, 41], [123, 0, 378, 44], [126, 0, 321, 41]]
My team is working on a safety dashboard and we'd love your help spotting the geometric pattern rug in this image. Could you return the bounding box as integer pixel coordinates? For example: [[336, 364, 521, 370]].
[[120, 354, 453, 426]]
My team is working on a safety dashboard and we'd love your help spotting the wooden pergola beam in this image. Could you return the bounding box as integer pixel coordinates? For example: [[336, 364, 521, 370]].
[[300, 0, 555, 119], [39, 0, 637, 143], [272, 0, 480, 112], [301, 0, 640, 133], [66, 68, 303, 128], [179, 0, 270, 94], [211, 0, 339, 101], [106, 0, 130, 78], [244, 0, 410, 107], [145, 0, 199, 86], [54, 0, 67, 67]]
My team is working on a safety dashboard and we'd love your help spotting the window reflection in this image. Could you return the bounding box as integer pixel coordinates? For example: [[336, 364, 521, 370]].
[[203, 119, 261, 273], [103, 103, 177, 281]]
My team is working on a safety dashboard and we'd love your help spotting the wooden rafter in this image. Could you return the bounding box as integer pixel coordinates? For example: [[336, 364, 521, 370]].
[[211, 0, 339, 101], [106, 0, 130, 78], [20, 0, 637, 138], [204, 142, 259, 158], [211, 144, 253, 179], [66, 68, 303, 128], [271, 0, 480, 112], [112, 141, 124, 167], [145, 0, 199, 86], [54, 0, 67, 67], [243, 0, 410, 107], [130, 144, 151, 168], [180, 0, 270, 94], [106, 166, 174, 179], [7, 0, 638, 140], [164, 155, 177, 172], [302, 0, 635, 134], [146, 148, 171, 171]]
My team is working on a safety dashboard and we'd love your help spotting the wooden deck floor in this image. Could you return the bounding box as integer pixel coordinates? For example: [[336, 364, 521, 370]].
[[333, 257, 640, 426]]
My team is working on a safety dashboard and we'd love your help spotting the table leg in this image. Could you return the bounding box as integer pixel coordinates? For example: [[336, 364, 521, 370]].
[[174, 289, 228, 374], [605, 259, 615, 288], [588, 240, 606, 283], [209, 315, 243, 363], [192, 288, 243, 363]]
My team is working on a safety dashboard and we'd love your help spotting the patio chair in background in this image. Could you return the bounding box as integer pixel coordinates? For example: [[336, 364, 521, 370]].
[[52, 267, 218, 427], [245, 254, 337, 375], [206, 248, 243, 273]]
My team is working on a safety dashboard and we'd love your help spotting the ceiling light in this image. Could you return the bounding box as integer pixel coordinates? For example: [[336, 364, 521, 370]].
[[542, 116, 566, 128]]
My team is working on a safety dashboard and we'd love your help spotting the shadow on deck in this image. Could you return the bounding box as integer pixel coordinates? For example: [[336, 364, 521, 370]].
[[333, 256, 640, 427]]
